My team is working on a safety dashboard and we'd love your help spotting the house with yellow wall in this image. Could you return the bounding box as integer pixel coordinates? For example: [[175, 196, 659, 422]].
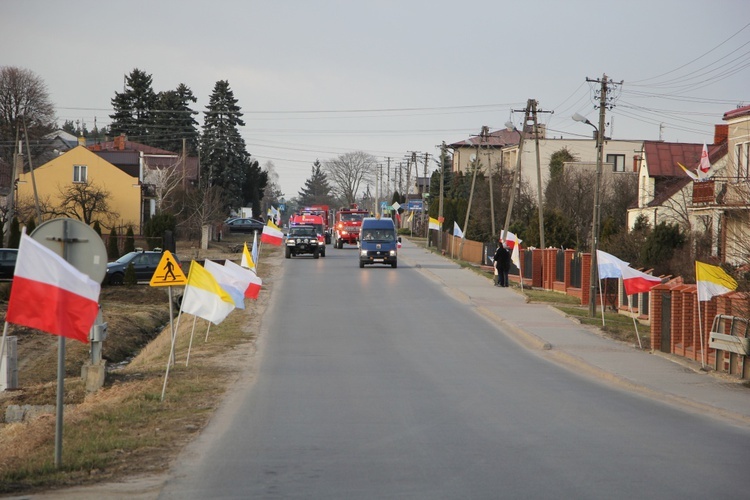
[[16, 145, 142, 234]]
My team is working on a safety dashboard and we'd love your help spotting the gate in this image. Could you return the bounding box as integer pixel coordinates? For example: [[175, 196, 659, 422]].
[[660, 292, 671, 353]]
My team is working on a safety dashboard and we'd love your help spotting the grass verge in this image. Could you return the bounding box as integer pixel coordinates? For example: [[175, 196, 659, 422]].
[[0, 249, 280, 495]]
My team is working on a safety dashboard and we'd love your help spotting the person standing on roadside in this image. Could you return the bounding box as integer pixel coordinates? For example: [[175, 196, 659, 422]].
[[494, 241, 511, 287]]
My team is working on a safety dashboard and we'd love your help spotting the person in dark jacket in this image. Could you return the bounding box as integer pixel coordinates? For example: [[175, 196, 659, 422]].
[[494, 242, 512, 287]]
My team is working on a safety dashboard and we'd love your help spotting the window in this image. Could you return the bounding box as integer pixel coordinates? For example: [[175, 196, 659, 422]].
[[73, 165, 87, 183], [736, 142, 749, 180], [606, 154, 626, 173]]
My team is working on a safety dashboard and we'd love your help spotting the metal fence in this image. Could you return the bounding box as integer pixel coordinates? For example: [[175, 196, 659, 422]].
[[555, 250, 565, 282], [569, 252, 582, 288]]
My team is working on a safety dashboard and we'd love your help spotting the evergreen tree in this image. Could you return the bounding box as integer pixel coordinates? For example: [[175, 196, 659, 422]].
[[124, 263, 137, 286], [152, 83, 200, 154], [25, 217, 37, 236], [92, 220, 102, 237], [124, 226, 136, 254], [109, 68, 157, 143], [200, 80, 251, 209], [8, 217, 20, 248], [107, 227, 120, 259], [298, 160, 334, 206], [244, 158, 268, 216]]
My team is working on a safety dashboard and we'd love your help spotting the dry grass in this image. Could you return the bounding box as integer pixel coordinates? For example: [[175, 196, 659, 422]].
[[0, 244, 281, 495]]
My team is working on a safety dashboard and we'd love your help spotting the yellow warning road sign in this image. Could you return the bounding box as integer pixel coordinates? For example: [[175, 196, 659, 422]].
[[150, 250, 187, 287]]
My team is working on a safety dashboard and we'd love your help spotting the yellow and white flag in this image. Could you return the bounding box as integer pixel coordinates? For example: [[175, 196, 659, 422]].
[[695, 261, 737, 302], [241, 242, 256, 272], [428, 217, 440, 231], [181, 261, 236, 325]]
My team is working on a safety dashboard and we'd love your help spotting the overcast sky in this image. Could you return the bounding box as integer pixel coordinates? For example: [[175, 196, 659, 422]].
[[3, 0, 749, 198]]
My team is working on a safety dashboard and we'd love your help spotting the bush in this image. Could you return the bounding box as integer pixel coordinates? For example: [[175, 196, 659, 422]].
[[107, 227, 120, 260], [124, 226, 135, 254], [144, 214, 177, 250], [124, 262, 137, 285]]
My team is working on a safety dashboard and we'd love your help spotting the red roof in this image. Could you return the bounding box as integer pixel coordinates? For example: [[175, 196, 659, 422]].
[[723, 104, 750, 121], [644, 141, 705, 177]]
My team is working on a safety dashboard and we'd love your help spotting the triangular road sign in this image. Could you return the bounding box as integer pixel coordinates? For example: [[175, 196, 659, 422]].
[[150, 250, 187, 287]]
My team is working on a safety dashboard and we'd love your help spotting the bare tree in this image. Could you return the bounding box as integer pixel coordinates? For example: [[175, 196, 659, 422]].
[[261, 160, 284, 215], [324, 151, 377, 206], [144, 160, 184, 215], [179, 185, 225, 240], [55, 181, 120, 227], [0, 66, 56, 166]]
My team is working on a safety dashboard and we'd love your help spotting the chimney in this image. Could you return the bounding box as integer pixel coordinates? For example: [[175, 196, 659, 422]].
[[114, 133, 126, 150], [714, 124, 728, 145]]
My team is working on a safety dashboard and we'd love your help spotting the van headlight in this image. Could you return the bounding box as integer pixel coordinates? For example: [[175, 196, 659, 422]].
[[389, 250, 397, 256], [360, 250, 368, 256]]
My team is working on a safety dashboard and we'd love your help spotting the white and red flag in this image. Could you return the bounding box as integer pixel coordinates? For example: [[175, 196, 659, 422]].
[[697, 143, 711, 179], [260, 220, 283, 246], [224, 259, 262, 299], [621, 265, 662, 295], [6, 233, 101, 343]]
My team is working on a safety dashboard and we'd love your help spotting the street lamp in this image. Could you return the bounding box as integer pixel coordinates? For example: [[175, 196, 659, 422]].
[[573, 112, 604, 317]]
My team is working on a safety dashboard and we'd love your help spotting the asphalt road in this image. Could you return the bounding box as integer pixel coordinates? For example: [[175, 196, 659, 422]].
[[159, 245, 750, 499]]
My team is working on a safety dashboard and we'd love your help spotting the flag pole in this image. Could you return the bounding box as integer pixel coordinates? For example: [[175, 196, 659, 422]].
[[0, 322, 9, 386], [186, 315, 198, 367], [204, 322, 212, 342], [162, 278, 189, 401], [628, 294, 643, 349], [697, 290, 706, 369]]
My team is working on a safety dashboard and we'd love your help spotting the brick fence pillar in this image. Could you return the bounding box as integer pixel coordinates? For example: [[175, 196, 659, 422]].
[[581, 253, 592, 306]]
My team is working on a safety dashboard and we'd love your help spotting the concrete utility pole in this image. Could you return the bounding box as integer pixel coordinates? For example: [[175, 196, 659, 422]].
[[502, 103, 531, 242], [438, 142, 446, 252], [530, 100, 553, 251], [460, 128, 484, 259], [423, 152, 429, 238], [586, 74, 619, 318]]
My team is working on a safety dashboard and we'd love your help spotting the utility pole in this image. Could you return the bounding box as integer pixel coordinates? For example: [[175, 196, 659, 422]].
[[586, 74, 620, 317], [438, 142, 446, 252], [530, 100, 553, 251], [460, 128, 484, 259], [423, 151, 430, 238], [502, 103, 531, 242]]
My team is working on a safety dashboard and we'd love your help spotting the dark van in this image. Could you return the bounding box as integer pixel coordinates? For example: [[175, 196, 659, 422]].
[[359, 217, 400, 268]]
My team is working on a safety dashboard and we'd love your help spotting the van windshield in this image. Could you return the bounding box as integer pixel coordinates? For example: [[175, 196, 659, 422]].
[[361, 229, 394, 242]]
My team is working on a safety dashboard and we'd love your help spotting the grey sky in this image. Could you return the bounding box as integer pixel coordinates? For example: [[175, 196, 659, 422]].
[[3, 0, 748, 198]]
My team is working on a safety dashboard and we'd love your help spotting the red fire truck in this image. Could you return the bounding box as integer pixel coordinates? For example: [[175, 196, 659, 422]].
[[333, 205, 370, 249], [289, 212, 327, 257], [300, 205, 332, 243]]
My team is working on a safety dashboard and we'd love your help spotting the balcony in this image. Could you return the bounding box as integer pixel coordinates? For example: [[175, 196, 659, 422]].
[[692, 179, 715, 204]]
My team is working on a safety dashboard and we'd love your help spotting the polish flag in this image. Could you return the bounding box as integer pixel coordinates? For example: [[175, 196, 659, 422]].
[[224, 259, 262, 299], [260, 220, 283, 246], [245, 269, 263, 299], [697, 143, 711, 179], [621, 265, 662, 295], [6, 233, 101, 343]]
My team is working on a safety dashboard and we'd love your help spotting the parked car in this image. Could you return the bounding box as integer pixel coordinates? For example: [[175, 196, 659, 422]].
[[0, 248, 18, 280], [225, 218, 265, 234], [105, 249, 180, 285]]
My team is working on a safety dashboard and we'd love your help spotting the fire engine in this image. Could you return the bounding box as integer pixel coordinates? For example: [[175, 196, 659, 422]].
[[333, 205, 370, 249], [289, 212, 326, 257], [299, 205, 331, 243]]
